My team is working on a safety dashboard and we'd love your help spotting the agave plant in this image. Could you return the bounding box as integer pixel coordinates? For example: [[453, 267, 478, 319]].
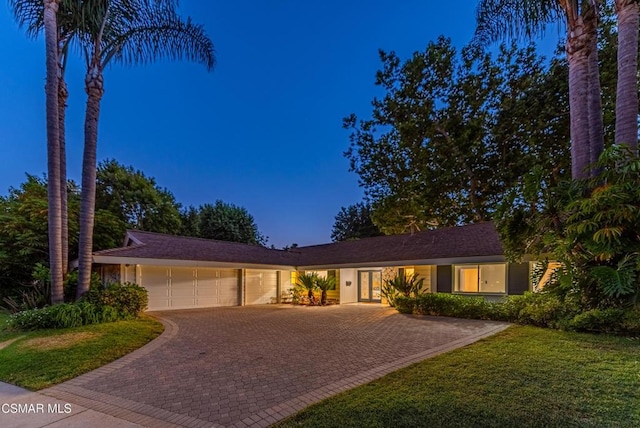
[[382, 272, 424, 307], [296, 273, 319, 301], [315, 275, 336, 306]]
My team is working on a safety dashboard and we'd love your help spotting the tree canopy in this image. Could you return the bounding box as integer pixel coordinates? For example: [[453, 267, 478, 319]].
[[197, 201, 266, 245], [344, 38, 570, 232], [96, 159, 182, 234], [331, 203, 383, 241]]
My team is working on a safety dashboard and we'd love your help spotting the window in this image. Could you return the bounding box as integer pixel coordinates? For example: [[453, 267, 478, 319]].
[[454, 264, 506, 294]]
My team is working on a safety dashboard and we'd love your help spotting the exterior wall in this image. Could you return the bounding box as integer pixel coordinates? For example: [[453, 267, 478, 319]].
[[434, 263, 530, 297], [98, 264, 120, 284], [411, 265, 433, 293], [339, 268, 358, 303], [508, 263, 530, 295], [436, 265, 453, 293]]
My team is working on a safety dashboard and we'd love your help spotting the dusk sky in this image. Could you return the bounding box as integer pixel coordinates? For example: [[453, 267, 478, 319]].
[[0, 1, 559, 248]]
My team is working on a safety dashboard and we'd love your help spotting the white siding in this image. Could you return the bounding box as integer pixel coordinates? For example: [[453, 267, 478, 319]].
[[245, 269, 278, 305], [413, 265, 433, 293], [339, 268, 358, 303]]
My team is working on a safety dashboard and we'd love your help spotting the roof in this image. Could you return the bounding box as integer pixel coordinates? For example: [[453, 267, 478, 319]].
[[94, 230, 299, 266], [94, 222, 504, 268], [296, 222, 503, 267]]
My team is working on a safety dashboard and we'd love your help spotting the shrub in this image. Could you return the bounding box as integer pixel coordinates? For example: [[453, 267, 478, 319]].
[[8, 302, 122, 330], [567, 308, 640, 335], [382, 272, 424, 307], [87, 282, 148, 317], [394, 296, 415, 314], [415, 293, 494, 319], [64, 270, 102, 302]]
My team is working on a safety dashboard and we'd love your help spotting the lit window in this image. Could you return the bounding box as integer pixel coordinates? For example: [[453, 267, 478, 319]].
[[454, 264, 506, 294]]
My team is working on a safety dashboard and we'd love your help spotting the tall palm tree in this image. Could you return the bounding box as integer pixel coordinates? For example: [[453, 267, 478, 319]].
[[44, 0, 63, 303], [75, 0, 215, 296], [11, 0, 88, 281], [474, 0, 604, 179], [614, 0, 639, 152]]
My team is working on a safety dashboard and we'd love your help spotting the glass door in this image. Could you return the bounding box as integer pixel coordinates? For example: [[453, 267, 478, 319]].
[[358, 270, 382, 303]]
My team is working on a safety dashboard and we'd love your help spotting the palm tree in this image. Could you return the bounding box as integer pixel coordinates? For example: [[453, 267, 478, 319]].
[[474, 0, 604, 179], [315, 275, 336, 305], [76, 0, 215, 297], [10, 0, 90, 282], [296, 272, 319, 302], [44, 0, 63, 303], [614, 0, 639, 152]]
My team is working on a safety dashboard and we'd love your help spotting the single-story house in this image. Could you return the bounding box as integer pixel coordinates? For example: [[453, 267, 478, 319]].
[[93, 222, 532, 311]]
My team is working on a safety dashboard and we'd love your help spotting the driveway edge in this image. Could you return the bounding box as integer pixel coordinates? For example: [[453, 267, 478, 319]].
[[235, 322, 511, 427], [39, 315, 198, 428]]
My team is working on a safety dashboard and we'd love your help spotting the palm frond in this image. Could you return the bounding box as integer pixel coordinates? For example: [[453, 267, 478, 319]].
[[473, 0, 564, 47], [101, 0, 215, 70]]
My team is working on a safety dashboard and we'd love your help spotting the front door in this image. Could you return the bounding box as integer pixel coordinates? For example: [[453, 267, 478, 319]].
[[358, 270, 382, 303]]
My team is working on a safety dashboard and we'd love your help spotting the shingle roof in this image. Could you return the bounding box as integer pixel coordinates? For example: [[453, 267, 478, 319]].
[[94, 230, 299, 266], [94, 222, 503, 267], [295, 222, 503, 267]]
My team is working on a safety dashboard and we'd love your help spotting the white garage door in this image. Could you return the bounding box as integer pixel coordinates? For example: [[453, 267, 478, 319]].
[[245, 270, 278, 305], [141, 266, 239, 311]]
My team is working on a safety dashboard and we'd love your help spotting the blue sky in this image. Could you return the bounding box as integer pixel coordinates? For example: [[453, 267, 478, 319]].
[[0, 1, 559, 248]]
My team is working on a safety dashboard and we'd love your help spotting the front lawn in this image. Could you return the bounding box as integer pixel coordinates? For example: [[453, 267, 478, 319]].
[[0, 316, 163, 390], [277, 326, 640, 428]]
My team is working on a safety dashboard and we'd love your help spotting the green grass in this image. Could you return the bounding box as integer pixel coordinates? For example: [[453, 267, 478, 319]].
[[277, 326, 640, 428], [0, 316, 163, 390]]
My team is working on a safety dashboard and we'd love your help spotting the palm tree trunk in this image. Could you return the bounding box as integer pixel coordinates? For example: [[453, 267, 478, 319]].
[[585, 10, 604, 171], [567, 15, 592, 180], [615, 0, 639, 153], [58, 75, 69, 276], [44, 0, 63, 304], [77, 60, 104, 298]]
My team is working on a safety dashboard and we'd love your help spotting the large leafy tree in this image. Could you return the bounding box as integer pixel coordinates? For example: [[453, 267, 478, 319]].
[[75, 0, 215, 297], [344, 38, 570, 231], [0, 175, 122, 298], [198, 201, 266, 245], [331, 203, 383, 241], [95, 159, 182, 234], [474, 0, 604, 179]]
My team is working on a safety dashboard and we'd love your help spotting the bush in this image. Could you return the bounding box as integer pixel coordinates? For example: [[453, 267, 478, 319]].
[[8, 302, 122, 330], [382, 273, 424, 307], [394, 296, 415, 314], [568, 308, 640, 335], [415, 293, 494, 319], [86, 282, 148, 317], [64, 270, 102, 302]]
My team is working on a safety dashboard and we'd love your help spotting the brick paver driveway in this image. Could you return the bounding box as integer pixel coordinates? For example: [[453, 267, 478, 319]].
[[43, 305, 508, 428]]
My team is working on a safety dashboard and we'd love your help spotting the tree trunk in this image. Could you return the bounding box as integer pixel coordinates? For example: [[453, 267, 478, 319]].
[[585, 9, 604, 171], [77, 60, 104, 298], [615, 0, 639, 153], [321, 290, 327, 305], [58, 75, 69, 276], [567, 15, 592, 180], [44, 0, 63, 304]]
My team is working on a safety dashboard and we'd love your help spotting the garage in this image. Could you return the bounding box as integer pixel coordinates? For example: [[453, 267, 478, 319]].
[[245, 269, 278, 305], [141, 266, 240, 311]]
